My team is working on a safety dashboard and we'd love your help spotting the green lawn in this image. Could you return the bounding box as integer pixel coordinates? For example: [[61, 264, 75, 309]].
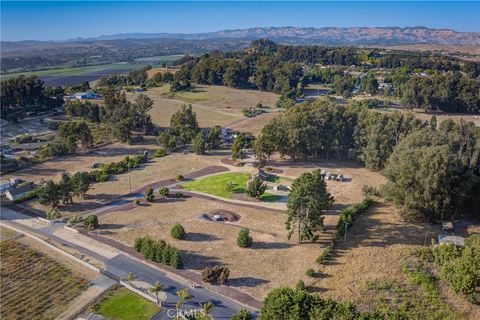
[[183, 172, 283, 202], [1, 63, 156, 79], [97, 287, 160, 320], [183, 172, 250, 198]]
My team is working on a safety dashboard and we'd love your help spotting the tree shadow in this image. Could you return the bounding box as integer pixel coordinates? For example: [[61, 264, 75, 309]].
[[184, 232, 220, 242], [251, 241, 294, 250], [180, 252, 225, 270], [228, 277, 270, 288]]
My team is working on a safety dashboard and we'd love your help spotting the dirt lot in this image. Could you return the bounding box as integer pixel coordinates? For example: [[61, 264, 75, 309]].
[[310, 203, 480, 319], [98, 196, 333, 299], [265, 158, 386, 205]]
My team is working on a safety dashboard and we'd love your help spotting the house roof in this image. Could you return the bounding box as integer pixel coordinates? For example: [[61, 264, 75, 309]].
[[7, 184, 34, 196]]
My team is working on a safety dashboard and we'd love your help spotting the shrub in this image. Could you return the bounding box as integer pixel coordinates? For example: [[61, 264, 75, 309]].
[[231, 309, 253, 320], [12, 188, 40, 204], [306, 268, 315, 277], [296, 280, 306, 291], [362, 185, 382, 197], [170, 223, 186, 240], [144, 188, 155, 202], [433, 243, 461, 266], [316, 244, 334, 265], [134, 199, 141, 205], [201, 265, 230, 285], [153, 148, 166, 158], [68, 215, 83, 225], [237, 228, 253, 248], [84, 215, 98, 230], [158, 187, 169, 197], [225, 181, 235, 192], [176, 175, 184, 181]]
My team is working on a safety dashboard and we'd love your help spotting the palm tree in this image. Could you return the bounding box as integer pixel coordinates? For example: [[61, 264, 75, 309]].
[[200, 301, 214, 319], [149, 281, 164, 305], [126, 272, 136, 283], [175, 288, 193, 310]]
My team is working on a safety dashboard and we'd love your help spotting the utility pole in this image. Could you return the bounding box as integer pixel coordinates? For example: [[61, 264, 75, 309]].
[[128, 164, 132, 195], [344, 222, 349, 242]]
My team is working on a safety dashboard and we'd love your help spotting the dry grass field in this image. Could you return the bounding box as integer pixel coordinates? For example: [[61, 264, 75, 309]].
[[24, 151, 228, 217], [310, 203, 480, 319], [126, 84, 279, 131], [98, 196, 333, 299], [1, 138, 159, 184], [0, 239, 91, 320]]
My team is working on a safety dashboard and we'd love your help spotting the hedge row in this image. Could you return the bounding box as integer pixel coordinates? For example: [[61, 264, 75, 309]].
[[316, 198, 373, 266], [134, 236, 182, 269]]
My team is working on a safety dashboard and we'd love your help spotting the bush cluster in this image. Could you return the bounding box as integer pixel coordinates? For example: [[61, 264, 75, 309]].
[[433, 235, 480, 304], [153, 148, 166, 158], [134, 236, 182, 269], [201, 265, 230, 285], [84, 215, 99, 231], [170, 223, 186, 240], [334, 198, 373, 241], [236, 228, 253, 248]]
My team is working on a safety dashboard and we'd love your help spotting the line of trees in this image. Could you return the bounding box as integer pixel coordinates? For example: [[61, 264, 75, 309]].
[[255, 100, 480, 222], [1, 75, 64, 122], [134, 235, 182, 269]]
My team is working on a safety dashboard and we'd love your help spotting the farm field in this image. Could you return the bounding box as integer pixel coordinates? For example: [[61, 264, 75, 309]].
[[0, 239, 91, 320], [1, 63, 158, 87], [310, 202, 480, 319], [95, 287, 161, 320]]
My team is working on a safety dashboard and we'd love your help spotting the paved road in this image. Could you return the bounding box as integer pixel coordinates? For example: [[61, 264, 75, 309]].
[[1, 208, 255, 319]]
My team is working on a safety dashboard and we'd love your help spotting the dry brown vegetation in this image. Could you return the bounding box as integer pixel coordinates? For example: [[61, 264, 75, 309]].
[[98, 196, 331, 299], [0, 239, 91, 320], [310, 203, 480, 319], [23, 150, 228, 217]]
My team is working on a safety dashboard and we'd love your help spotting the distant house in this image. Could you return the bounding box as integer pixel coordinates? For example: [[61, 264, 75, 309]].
[[0, 180, 11, 193], [0, 145, 12, 155], [74, 92, 100, 100], [5, 183, 35, 201]]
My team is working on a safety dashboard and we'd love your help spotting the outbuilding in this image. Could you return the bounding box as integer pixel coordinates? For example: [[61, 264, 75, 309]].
[[5, 183, 35, 201]]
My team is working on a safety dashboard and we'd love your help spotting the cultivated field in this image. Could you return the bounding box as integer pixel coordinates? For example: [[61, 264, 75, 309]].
[[0, 239, 91, 320]]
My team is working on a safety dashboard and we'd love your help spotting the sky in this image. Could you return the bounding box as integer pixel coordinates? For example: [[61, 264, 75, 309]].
[[1, 1, 479, 41]]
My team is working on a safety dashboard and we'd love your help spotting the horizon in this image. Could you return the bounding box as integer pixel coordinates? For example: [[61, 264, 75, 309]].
[[1, 1, 479, 41]]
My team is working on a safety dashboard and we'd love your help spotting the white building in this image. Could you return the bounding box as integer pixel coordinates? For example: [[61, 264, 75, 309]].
[[5, 184, 35, 201]]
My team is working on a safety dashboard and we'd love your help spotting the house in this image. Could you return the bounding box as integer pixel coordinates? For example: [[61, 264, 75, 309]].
[[0, 180, 11, 193], [256, 169, 272, 181], [10, 177, 21, 186], [74, 92, 99, 100], [336, 175, 344, 182], [5, 183, 35, 201], [0, 145, 12, 155]]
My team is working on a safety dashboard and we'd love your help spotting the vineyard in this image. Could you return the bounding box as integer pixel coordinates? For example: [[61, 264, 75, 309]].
[[0, 240, 89, 320]]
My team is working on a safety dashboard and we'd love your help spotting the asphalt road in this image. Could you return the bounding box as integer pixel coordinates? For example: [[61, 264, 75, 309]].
[[1, 208, 255, 319]]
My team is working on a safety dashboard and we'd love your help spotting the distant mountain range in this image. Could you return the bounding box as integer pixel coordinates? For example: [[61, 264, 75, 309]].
[[82, 26, 479, 46]]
